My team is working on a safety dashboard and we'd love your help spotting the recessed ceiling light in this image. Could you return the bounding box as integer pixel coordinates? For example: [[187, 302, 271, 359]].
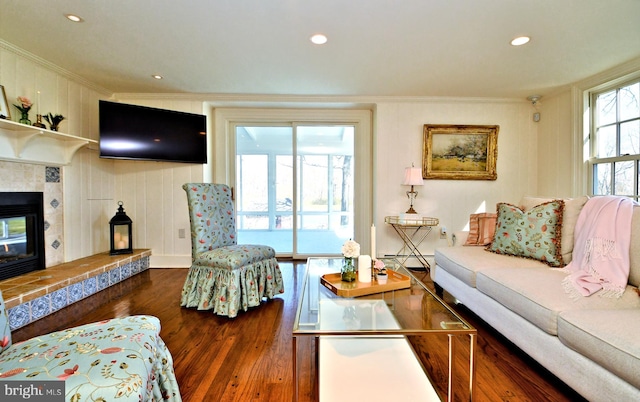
[[64, 14, 84, 23], [310, 34, 328, 45], [152, 74, 163, 80], [510, 36, 530, 46]]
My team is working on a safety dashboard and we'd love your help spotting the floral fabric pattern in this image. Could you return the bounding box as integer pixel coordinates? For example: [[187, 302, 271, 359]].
[[486, 201, 565, 267], [0, 293, 181, 401], [0, 294, 11, 354], [181, 183, 285, 318]]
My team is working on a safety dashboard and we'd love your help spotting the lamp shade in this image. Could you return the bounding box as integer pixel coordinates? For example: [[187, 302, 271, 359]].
[[402, 167, 424, 186]]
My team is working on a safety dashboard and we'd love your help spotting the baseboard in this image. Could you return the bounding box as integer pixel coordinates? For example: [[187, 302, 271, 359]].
[[150, 255, 191, 268]]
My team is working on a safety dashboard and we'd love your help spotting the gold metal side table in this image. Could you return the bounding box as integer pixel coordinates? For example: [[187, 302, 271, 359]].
[[384, 215, 439, 271]]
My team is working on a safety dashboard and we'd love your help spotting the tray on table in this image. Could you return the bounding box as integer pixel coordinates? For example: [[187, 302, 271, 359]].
[[320, 270, 411, 297]]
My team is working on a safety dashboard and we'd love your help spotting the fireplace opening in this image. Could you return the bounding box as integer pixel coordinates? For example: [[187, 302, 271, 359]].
[[0, 192, 45, 281]]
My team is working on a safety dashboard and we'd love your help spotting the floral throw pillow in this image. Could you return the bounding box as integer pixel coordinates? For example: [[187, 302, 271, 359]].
[[486, 200, 565, 267]]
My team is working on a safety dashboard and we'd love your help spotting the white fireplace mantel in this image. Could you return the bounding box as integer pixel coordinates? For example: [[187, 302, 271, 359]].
[[0, 119, 97, 166]]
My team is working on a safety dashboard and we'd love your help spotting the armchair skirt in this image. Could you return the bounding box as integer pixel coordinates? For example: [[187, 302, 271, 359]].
[[180, 245, 284, 318]]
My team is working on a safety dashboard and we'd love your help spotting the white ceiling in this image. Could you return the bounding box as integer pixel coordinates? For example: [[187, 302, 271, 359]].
[[1, 0, 640, 99]]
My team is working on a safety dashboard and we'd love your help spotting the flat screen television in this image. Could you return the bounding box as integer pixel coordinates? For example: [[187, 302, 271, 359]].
[[99, 100, 207, 163]]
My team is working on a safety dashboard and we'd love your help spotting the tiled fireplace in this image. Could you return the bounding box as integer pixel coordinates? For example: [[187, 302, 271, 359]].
[[0, 161, 153, 331], [0, 192, 46, 280], [0, 161, 64, 268]]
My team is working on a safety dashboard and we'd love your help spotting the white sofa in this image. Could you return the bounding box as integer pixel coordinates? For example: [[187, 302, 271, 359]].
[[433, 198, 640, 401]]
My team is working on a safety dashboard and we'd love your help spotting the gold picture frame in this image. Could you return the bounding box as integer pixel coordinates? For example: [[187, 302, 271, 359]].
[[0, 85, 10, 120], [423, 124, 499, 180]]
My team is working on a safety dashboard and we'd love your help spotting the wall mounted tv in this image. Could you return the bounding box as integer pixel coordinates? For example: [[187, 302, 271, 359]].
[[99, 100, 207, 163]]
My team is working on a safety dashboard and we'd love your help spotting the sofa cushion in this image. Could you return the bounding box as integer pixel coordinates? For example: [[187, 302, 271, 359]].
[[558, 309, 640, 389], [464, 212, 497, 246], [476, 267, 640, 335], [487, 201, 564, 267], [434, 246, 546, 288], [520, 195, 589, 264]]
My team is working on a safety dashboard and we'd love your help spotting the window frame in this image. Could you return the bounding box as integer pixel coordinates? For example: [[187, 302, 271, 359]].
[[211, 107, 372, 258], [588, 77, 640, 201]]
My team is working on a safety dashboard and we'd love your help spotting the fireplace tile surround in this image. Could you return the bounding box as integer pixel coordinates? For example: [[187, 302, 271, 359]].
[[0, 249, 150, 330], [0, 161, 155, 330], [0, 161, 64, 268]]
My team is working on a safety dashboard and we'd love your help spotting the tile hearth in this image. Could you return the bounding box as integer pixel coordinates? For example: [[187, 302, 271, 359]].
[[0, 249, 151, 330]]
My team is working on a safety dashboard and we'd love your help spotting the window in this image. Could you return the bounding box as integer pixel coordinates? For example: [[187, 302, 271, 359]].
[[234, 124, 355, 256], [590, 79, 640, 200], [213, 107, 372, 258]]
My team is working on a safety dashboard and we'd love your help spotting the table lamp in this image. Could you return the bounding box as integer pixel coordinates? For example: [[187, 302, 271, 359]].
[[402, 164, 423, 214]]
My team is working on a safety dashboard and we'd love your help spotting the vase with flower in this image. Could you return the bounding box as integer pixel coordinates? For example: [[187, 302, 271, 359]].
[[14, 96, 33, 125], [341, 239, 360, 282]]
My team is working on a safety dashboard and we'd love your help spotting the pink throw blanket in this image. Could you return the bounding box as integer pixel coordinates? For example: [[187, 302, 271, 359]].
[[562, 196, 636, 298]]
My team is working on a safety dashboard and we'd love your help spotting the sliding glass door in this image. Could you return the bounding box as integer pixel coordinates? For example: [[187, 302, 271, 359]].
[[235, 124, 354, 256]]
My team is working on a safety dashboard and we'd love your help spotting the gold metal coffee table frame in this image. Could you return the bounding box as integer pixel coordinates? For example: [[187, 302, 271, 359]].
[[292, 257, 476, 402]]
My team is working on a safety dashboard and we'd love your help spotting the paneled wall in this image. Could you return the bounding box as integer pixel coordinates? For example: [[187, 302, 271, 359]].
[[4, 39, 636, 267], [536, 57, 640, 199], [109, 98, 205, 267], [375, 99, 538, 258], [534, 89, 575, 197], [0, 39, 574, 267], [0, 41, 114, 264]]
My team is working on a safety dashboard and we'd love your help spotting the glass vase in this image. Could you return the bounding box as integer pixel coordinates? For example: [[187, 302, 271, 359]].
[[19, 111, 31, 126], [341, 257, 357, 282]]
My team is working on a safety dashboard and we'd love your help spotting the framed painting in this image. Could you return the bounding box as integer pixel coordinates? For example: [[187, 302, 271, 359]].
[[0, 85, 10, 120], [422, 124, 499, 180]]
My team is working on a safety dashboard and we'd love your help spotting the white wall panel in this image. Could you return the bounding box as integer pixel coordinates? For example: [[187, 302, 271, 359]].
[[375, 100, 537, 259], [111, 159, 204, 267], [109, 98, 206, 266], [1, 44, 113, 264], [536, 90, 574, 197]]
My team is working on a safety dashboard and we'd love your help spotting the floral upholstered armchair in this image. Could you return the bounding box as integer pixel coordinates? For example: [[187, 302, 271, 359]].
[[181, 183, 285, 318], [0, 291, 181, 401]]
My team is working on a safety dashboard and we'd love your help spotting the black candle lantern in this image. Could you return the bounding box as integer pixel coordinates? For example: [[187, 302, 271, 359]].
[[109, 201, 133, 255]]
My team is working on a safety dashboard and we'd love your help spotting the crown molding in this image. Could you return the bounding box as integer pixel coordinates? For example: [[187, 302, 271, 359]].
[[0, 39, 113, 96], [573, 55, 640, 92], [113, 92, 523, 107]]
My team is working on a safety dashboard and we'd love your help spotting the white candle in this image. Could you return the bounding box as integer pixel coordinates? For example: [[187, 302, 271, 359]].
[[371, 223, 376, 259], [114, 232, 121, 242], [358, 255, 372, 283], [117, 240, 125, 250], [122, 235, 129, 247]]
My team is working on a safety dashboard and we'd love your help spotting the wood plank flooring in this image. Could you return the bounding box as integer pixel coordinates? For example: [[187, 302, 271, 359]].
[[12, 262, 586, 402]]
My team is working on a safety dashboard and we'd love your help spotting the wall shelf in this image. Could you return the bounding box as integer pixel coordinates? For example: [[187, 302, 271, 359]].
[[0, 118, 97, 166]]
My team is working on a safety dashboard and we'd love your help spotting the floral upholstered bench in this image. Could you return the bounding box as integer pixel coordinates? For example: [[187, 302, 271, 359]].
[[0, 291, 181, 401]]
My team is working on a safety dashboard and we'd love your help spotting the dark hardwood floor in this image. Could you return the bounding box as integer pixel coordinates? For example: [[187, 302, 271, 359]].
[[12, 262, 586, 402]]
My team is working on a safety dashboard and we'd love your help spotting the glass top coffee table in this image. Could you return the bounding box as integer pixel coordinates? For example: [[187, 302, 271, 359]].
[[292, 257, 476, 402]]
